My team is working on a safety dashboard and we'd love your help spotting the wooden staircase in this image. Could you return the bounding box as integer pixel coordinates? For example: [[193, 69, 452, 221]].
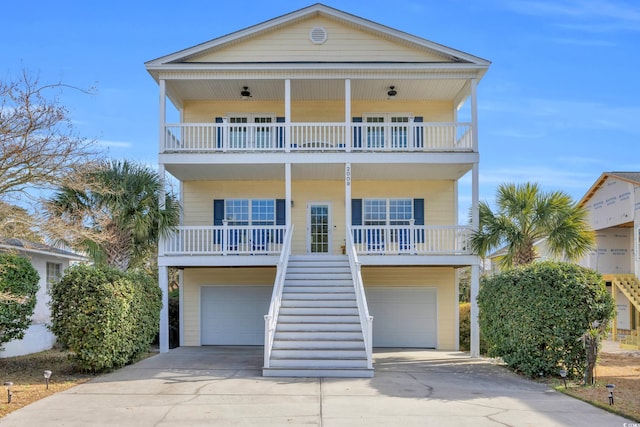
[[609, 274, 640, 349], [263, 256, 373, 377]]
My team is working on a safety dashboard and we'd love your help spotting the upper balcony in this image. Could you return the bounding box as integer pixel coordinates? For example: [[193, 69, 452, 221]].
[[162, 121, 473, 154]]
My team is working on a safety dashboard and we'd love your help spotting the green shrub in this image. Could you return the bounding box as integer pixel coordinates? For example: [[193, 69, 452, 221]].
[[0, 253, 39, 348], [478, 261, 615, 378], [49, 265, 161, 371]]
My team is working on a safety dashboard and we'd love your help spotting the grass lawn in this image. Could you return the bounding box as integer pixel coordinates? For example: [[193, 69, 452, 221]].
[[0, 349, 97, 418]]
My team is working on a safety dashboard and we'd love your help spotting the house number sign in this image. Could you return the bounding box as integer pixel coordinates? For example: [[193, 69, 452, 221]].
[[345, 165, 351, 186]]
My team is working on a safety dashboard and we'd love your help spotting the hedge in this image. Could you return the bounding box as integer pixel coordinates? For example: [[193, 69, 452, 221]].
[[49, 265, 161, 371], [478, 261, 615, 378], [0, 253, 39, 348]]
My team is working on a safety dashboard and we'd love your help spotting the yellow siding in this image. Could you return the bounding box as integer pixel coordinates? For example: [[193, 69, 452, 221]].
[[189, 16, 448, 63], [182, 179, 455, 253], [182, 267, 276, 346], [362, 266, 457, 350], [183, 100, 453, 124]]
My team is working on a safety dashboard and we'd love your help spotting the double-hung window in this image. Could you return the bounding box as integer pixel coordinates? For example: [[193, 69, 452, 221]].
[[225, 199, 275, 226], [364, 199, 413, 226]]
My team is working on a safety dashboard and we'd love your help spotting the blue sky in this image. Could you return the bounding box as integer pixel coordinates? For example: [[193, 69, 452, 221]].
[[2, 0, 639, 221]]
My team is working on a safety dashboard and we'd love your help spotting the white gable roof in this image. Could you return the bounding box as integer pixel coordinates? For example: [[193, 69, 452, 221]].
[[146, 3, 490, 72]]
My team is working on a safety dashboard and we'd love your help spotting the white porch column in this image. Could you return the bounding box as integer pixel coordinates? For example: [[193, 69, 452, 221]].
[[285, 162, 292, 227], [470, 161, 480, 358], [159, 79, 166, 153], [345, 163, 352, 230], [344, 79, 351, 152], [285, 79, 291, 152], [159, 265, 169, 353], [470, 78, 478, 152], [178, 269, 184, 347]]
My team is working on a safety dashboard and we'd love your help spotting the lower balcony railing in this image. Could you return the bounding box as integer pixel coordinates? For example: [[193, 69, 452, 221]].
[[163, 122, 473, 153], [162, 225, 472, 256]]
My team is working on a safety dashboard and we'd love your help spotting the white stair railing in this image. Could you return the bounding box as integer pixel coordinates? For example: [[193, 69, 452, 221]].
[[346, 227, 373, 369], [263, 225, 294, 369]]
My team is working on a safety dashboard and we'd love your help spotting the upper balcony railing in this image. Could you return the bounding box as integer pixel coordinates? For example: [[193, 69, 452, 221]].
[[162, 122, 473, 153]]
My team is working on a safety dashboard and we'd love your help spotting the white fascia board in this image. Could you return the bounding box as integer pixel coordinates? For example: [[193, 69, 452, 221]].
[[0, 244, 87, 262], [159, 152, 479, 166]]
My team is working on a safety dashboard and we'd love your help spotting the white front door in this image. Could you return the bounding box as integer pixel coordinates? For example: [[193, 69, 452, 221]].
[[307, 202, 331, 254]]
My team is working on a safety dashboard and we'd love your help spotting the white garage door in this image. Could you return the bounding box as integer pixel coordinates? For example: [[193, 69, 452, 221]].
[[201, 286, 272, 345], [365, 287, 437, 348]]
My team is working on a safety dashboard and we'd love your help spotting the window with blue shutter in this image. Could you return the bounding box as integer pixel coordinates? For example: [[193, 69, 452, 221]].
[[413, 116, 423, 148], [276, 117, 285, 149], [215, 117, 223, 149], [352, 117, 362, 148]]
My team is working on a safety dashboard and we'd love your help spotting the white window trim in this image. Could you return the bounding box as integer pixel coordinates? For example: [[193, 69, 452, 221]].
[[362, 112, 414, 122], [225, 199, 276, 226], [363, 198, 413, 226]]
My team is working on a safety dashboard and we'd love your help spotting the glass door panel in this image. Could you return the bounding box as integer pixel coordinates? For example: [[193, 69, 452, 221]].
[[308, 203, 330, 254]]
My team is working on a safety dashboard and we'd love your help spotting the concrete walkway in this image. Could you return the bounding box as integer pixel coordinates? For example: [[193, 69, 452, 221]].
[[1, 347, 633, 426]]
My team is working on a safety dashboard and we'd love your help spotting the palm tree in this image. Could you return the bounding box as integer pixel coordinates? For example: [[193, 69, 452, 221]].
[[471, 182, 594, 268], [46, 160, 180, 271]]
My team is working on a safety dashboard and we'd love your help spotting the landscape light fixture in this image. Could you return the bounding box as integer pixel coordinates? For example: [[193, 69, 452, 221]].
[[387, 85, 397, 98], [44, 370, 52, 390], [606, 384, 615, 405], [559, 369, 567, 388], [4, 381, 13, 404], [240, 86, 252, 99]]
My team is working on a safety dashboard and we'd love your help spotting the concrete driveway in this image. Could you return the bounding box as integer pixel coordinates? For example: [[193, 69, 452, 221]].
[[1, 347, 633, 426]]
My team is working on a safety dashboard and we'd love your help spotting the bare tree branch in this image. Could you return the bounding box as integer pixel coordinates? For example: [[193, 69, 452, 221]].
[[0, 70, 100, 202]]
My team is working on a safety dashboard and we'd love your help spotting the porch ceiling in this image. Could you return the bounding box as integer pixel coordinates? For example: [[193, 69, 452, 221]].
[[165, 162, 471, 182], [165, 78, 468, 104]]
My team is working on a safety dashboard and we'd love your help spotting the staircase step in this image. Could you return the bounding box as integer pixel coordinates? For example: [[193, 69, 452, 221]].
[[275, 331, 364, 340], [284, 286, 354, 293], [287, 267, 350, 274], [272, 340, 363, 349], [284, 279, 353, 287], [277, 322, 362, 332], [286, 273, 352, 280], [271, 348, 366, 359], [283, 292, 355, 300], [281, 299, 356, 308], [269, 358, 369, 369], [263, 367, 373, 378], [279, 307, 359, 315], [278, 314, 360, 323]]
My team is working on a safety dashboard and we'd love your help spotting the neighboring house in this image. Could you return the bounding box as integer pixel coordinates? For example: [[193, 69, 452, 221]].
[[0, 239, 85, 358], [147, 4, 489, 376], [579, 172, 640, 348], [487, 238, 567, 274]]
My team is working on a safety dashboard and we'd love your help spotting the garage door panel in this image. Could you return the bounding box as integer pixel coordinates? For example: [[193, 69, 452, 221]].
[[366, 287, 437, 348], [201, 286, 272, 345]]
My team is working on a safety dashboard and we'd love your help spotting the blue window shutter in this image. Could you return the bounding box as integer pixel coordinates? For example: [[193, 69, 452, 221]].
[[276, 199, 286, 225], [413, 198, 424, 225], [352, 117, 362, 148], [413, 117, 423, 148], [276, 117, 285, 148], [351, 199, 362, 226], [213, 199, 225, 226], [215, 117, 223, 149]]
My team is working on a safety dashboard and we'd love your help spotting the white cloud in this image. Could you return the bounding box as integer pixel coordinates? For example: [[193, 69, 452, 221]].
[[505, 0, 640, 32]]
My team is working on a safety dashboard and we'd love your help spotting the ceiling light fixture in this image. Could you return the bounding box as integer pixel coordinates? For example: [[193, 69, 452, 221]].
[[387, 85, 397, 98], [240, 86, 252, 99]]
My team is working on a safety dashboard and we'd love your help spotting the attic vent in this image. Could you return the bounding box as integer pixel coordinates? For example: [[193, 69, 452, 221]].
[[309, 26, 327, 44]]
